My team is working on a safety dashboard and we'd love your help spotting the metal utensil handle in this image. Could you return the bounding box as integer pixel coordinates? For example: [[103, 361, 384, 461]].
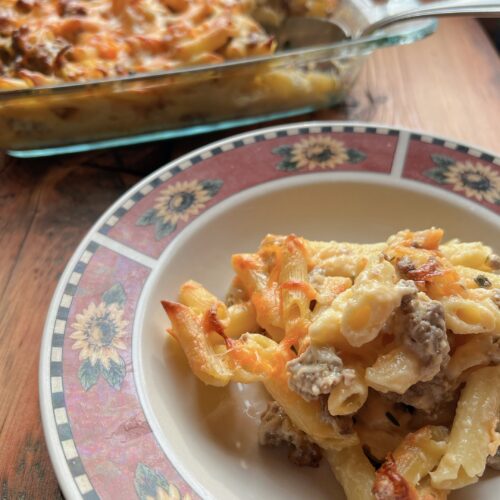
[[363, 0, 500, 36]]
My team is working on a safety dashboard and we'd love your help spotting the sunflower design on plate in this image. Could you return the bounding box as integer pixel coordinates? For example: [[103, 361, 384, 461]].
[[70, 283, 128, 391], [135, 463, 192, 500], [137, 179, 223, 239], [425, 155, 500, 205], [272, 135, 366, 171]]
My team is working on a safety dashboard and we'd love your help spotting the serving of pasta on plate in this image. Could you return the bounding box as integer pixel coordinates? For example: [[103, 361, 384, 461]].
[[161, 228, 500, 500]]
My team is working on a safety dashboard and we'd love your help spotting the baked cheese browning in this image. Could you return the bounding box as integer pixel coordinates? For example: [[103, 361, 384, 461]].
[[161, 228, 500, 500], [372, 454, 419, 500], [0, 0, 271, 87], [373, 426, 449, 500], [0, 0, 339, 89]]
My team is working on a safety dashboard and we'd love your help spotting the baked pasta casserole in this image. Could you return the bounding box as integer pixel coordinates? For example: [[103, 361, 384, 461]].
[[0, 0, 355, 150], [0, 0, 339, 88], [162, 228, 500, 499]]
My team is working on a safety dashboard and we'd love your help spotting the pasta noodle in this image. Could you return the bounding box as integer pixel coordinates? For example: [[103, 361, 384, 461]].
[[325, 445, 375, 500], [388, 426, 449, 486], [161, 228, 500, 499], [327, 364, 368, 416], [440, 240, 499, 272], [278, 235, 312, 331], [446, 335, 499, 381], [310, 259, 416, 349], [161, 300, 232, 386], [441, 296, 499, 335], [431, 366, 500, 489], [365, 347, 422, 394], [225, 302, 260, 339]]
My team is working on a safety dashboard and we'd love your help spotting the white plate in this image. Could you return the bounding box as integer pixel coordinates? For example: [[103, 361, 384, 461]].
[[40, 122, 500, 500]]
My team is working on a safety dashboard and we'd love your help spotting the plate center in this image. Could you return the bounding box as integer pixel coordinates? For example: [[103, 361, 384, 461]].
[[134, 173, 499, 500]]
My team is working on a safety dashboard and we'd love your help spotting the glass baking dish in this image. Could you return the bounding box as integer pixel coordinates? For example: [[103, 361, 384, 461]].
[[0, 0, 436, 158]]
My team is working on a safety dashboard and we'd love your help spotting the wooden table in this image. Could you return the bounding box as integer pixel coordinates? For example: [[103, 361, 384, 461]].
[[0, 17, 498, 499]]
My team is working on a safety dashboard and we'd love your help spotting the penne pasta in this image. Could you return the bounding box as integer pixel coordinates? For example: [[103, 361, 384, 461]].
[[325, 445, 375, 500], [440, 240, 499, 272], [309, 260, 415, 348], [390, 426, 449, 486], [341, 261, 416, 347], [178, 280, 221, 314], [161, 228, 500, 500], [278, 235, 312, 328], [161, 300, 232, 386], [327, 365, 368, 416], [455, 265, 500, 289], [431, 366, 500, 489], [441, 296, 499, 335], [232, 253, 284, 340], [446, 335, 499, 381], [366, 347, 422, 394], [225, 301, 260, 338], [176, 27, 233, 60]]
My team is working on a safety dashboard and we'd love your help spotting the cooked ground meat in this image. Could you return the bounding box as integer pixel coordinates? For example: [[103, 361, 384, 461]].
[[489, 254, 500, 271], [487, 421, 500, 470], [386, 372, 456, 413], [392, 335, 500, 414], [258, 401, 322, 467], [0, 36, 11, 66], [287, 345, 343, 401], [12, 27, 68, 74], [493, 290, 500, 308], [15, 0, 36, 13], [396, 256, 415, 276], [491, 337, 500, 364], [394, 294, 449, 374], [487, 453, 500, 470], [487, 445, 500, 470], [58, 0, 87, 17]]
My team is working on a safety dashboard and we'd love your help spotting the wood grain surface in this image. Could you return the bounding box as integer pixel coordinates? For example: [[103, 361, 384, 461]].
[[0, 17, 498, 499]]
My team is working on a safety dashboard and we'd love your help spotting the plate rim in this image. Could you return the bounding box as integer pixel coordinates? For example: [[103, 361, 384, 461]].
[[39, 120, 500, 500]]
